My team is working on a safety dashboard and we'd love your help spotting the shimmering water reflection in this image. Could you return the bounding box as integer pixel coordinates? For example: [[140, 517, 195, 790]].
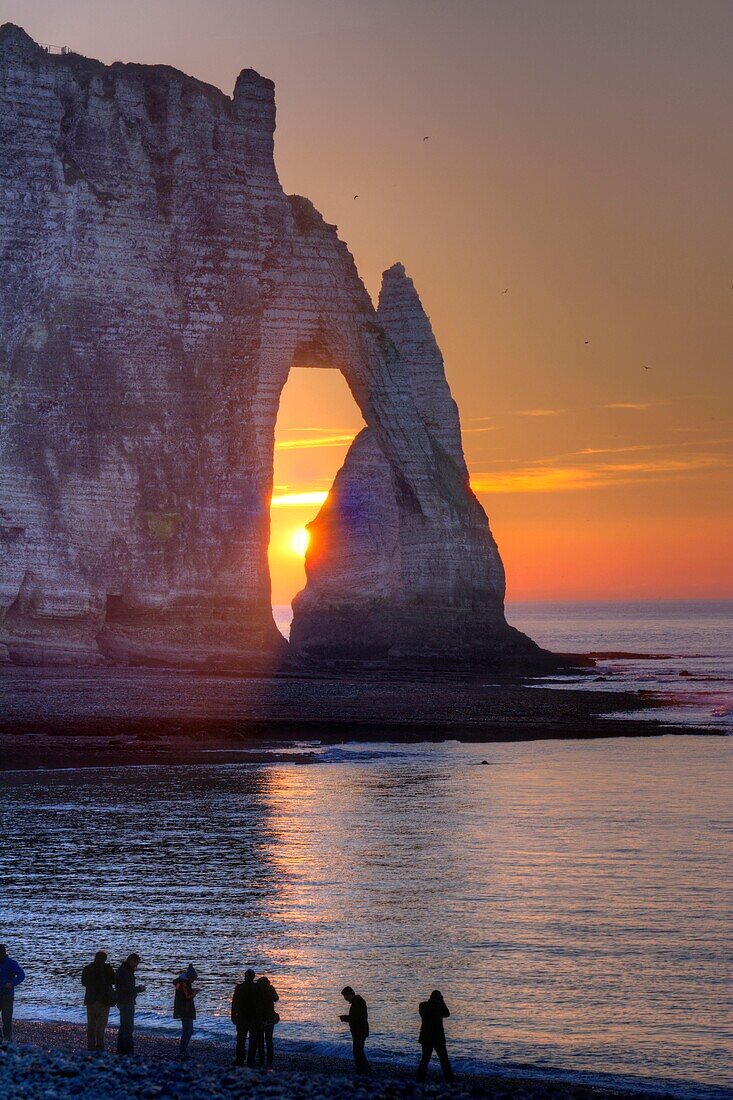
[[1, 737, 731, 1087]]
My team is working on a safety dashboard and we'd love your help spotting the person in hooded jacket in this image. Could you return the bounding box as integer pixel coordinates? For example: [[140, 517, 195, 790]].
[[173, 964, 198, 1057], [416, 989, 454, 1083], [0, 944, 25, 1045], [81, 950, 116, 1051], [255, 975, 280, 1069]]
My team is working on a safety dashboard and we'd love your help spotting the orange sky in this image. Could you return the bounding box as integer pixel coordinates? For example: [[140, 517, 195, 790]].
[[9, 0, 732, 605]]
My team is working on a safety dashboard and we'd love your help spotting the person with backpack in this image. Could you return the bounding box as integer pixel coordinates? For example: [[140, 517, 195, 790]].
[[173, 964, 198, 1057], [81, 950, 116, 1051], [255, 974, 280, 1069]]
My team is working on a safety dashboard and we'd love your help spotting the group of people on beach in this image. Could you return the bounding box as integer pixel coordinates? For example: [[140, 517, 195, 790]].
[[1, 945, 454, 1082]]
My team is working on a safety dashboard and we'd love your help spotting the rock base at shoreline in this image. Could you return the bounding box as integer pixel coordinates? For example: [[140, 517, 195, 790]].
[[0, 665, 699, 773]]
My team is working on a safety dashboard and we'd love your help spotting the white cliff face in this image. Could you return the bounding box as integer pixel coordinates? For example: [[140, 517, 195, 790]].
[[0, 24, 535, 668]]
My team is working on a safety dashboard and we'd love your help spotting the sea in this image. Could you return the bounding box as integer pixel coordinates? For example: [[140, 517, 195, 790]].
[[0, 601, 731, 1095]]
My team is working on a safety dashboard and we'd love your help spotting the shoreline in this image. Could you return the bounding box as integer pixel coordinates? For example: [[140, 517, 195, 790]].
[[0, 666, 707, 771], [4, 1020, 729, 1100]]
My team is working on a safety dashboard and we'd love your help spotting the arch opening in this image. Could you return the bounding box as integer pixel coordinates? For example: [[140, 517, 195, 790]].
[[269, 367, 366, 639]]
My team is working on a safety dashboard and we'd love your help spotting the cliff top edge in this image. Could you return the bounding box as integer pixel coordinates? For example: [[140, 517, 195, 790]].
[[0, 23, 274, 107]]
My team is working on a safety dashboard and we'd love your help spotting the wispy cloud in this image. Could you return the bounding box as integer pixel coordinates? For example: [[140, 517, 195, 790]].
[[515, 408, 563, 417], [604, 402, 656, 410], [470, 449, 732, 495], [275, 433, 356, 451], [271, 491, 329, 508], [576, 437, 733, 458]]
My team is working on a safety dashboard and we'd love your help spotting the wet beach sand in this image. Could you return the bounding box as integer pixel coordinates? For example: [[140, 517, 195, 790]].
[[4, 1021, 727, 1100], [0, 666, 702, 770]]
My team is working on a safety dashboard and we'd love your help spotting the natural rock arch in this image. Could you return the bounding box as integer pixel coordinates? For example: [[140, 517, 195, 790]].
[[0, 25, 535, 668]]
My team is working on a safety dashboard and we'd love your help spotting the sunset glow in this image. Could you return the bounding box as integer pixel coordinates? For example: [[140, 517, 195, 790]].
[[7, 0, 729, 607], [30, 0, 716, 609], [271, 491, 329, 508], [291, 528, 310, 558]]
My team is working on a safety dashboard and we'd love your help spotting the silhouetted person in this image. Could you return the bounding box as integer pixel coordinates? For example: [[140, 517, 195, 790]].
[[115, 953, 145, 1055], [416, 989, 454, 1083], [340, 986, 370, 1075], [173, 964, 198, 1057], [256, 975, 280, 1069], [81, 950, 116, 1051], [231, 969, 261, 1067], [0, 944, 25, 1044]]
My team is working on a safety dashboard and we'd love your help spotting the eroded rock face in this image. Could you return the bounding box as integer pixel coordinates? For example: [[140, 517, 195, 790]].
[[290, 265, 534, 664], [0, 24, 536, 668]]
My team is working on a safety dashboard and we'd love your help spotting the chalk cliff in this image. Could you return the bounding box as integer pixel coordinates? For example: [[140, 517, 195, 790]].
[[0, 24, 536, 668], [290, 264, 523, 664]]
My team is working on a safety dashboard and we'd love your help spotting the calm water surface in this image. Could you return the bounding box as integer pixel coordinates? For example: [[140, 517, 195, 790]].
[[506, 600, 733, 733], [1, 737, 731, 1088]]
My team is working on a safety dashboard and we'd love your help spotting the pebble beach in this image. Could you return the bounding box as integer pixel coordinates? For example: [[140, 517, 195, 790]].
[[3, 1023, 729, 1100]]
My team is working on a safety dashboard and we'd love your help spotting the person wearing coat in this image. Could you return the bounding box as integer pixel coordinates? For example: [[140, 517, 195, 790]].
[[416, 989, 454, 1082], [173, 964, 198, 1057], [115, 954, 146, 1055], [340, 986, 370, 1075], [81, 950, 116, 1051], [231, 969, 261, 1067], [255, 975, 280, 1069], [0, 944, 25, 1044]]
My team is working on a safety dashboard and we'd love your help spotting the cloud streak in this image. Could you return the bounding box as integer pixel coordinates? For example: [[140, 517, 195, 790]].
[[470, 450, 732, 495], [604, 402, 656, 410], [271, 490, 329, 508], [275, 433, 356, 451]]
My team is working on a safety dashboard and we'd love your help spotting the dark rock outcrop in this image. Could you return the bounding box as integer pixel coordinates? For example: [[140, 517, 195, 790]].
[[0, 25, 537, 669]]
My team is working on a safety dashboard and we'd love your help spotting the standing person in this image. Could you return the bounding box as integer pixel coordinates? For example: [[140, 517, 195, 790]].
[[0, 944, 25, 1045], [173, 964, 198, 1058], [255, 975, 280, 1069], [81, 950, 116, 1051], [115, 953, 145, 1055], [231, 969, 261, 1067], [416, 989, 454, 1083], [339, 986, 370, 1076]]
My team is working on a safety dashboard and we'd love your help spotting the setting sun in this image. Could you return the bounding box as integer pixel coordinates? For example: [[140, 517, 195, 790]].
[[291, 528, 310, 558]]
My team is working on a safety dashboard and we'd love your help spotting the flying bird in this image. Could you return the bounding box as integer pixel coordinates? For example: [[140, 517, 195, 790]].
[[353, 194, 359, 200], [643, 365, 651, 370], [501, 288, 509, 294], [423, 135, 430, 141], [584, 340, 590, 345]]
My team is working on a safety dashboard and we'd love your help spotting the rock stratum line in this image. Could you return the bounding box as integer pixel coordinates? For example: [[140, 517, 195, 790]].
[[0, 25, 539, 671]]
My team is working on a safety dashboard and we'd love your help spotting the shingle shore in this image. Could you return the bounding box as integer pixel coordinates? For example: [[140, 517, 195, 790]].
[[0, 1021, 703, 1100]]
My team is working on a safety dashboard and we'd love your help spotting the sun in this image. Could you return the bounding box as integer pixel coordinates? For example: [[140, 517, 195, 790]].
[[291, 527, 310, 558]]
